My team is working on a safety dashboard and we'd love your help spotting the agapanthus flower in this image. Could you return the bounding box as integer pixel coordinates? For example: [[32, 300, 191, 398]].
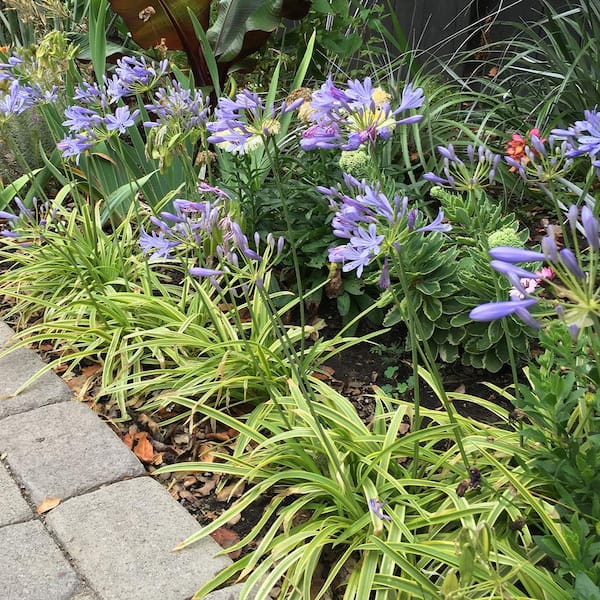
[[423, 144, 501, 190], [471, 204, 600, 330], [0, 48, 64, 118], [300, 77, 424, 152], [0, 196, 55, 244], [104, 106, 140, 133], [139, 185, 283, 283], [56, 133, 97, 163], [470, 298, 540, 324], [207, 90, 299, 154], [144, 81, 209, 130], [58, 99, 140, 162], [504, 131, 573, 182], [323, 174, 450, 285], [0, 80, 35, 120], [367, 498, 391, 522], [552, 108, 600, 172], [107, 55, 169, 101]]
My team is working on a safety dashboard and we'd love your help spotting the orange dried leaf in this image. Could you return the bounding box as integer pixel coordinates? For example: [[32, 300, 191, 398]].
[[197, 443, 215, 463], [210, 527, 241, 559], [81, 363, 102, 378], [132, 431, 155, 463], [37, 497, 61, 514]]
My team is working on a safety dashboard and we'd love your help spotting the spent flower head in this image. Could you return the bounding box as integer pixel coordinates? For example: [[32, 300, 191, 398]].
[[423, 144, 501, 190]]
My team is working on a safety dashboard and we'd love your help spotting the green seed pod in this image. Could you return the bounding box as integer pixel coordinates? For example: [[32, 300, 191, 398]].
[[441, 569, 460, 598], [475, 522, 492, 560]]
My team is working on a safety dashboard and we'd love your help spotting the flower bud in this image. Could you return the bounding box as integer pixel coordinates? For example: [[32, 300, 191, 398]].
[[559, 248, 585, 278]]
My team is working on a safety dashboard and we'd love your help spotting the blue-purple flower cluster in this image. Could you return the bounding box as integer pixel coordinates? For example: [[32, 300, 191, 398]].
[[0, 53, 58, 122], [144, 80, 208, 130], [470, 205, 600, 332], [320, 173, 450, 287], [552, 108, 600, 173], [140, 183, 283, 283], [0, 197, 55, 245], [423, 144, 501, 190], [300, 77, 424, 152], [207, 90, 301, 154], [504, 132, 573, 182], [57, 56, 171, 162]]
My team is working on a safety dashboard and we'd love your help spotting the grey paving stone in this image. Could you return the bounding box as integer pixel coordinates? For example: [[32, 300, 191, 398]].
[[45, 477, 231, 600], [0, 402, 145, 504], [0, 321, 71, 419], [0, 520, 80, 600], [70, 591, 100, 600], [0, 460, 32, 526]]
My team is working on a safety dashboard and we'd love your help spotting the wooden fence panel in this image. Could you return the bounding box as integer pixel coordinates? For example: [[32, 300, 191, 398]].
[[391, 0, 573, 63]]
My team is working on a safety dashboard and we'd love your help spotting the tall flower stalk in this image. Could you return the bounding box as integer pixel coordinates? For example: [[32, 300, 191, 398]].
[[321, 175, 470, 473]]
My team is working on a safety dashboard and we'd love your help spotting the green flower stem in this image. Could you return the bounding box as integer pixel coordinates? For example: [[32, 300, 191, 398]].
[[254, 281, 351, 490], [263, 137, 306, 355], [471, 189, 521, 404], [389, 248, 470, 471], [261, 137, 351, 489]]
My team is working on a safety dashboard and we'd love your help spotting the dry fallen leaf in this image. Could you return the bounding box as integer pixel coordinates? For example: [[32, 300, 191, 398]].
[[196, 442, 215, 463], [37, 497, 61, 514], [210, 527, 241, 559], [138, 413, 160, 436], [312, 366, 335, 381], [123, 431, 155, 463], [81, 363, 102, 378], [196, 478, 217, 496], [216, 481, 245, 502]]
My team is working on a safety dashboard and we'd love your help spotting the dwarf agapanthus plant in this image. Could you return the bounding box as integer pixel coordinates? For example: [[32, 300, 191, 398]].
[[423, 144, 501, 190], [300, 77, 424, 152], [207, 90, 301, 155], [471, 204, 600, 332], [320, 173, 450, 286]]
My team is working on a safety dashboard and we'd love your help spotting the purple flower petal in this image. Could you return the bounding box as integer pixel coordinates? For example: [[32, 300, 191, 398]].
[[469, 298, 538, 322], [559, 248, 585, 278], [488, 247, 545, 263], [490, 260, 539, 280]]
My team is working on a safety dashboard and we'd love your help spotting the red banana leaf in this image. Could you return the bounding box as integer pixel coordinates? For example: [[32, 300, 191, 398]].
[[109, 0, 211, 85]]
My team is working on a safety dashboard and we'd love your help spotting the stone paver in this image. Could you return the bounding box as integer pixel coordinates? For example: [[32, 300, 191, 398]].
[[0, 321, 71, 419], [0, 520, 80, 600], [0, 460, 32, 526], [70, 592, 100, 600], [45, 477, 231, 600], [0, 319, 236, 600], [0, 401, 145, 504]]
